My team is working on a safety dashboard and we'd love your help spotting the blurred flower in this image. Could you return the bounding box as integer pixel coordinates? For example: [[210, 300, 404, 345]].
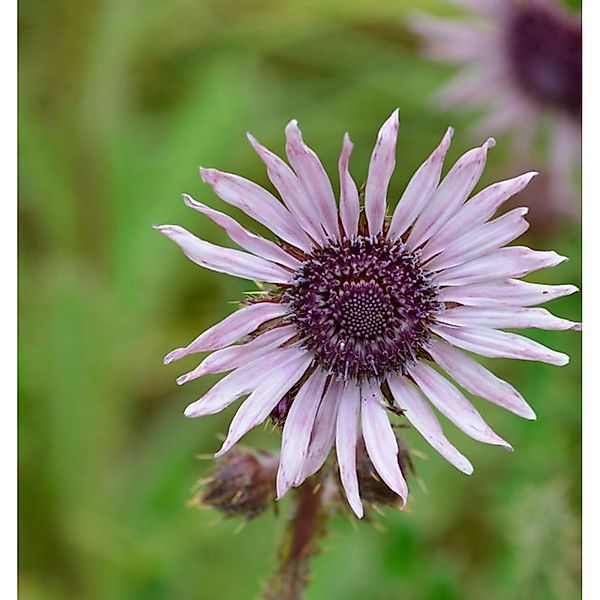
[[156, 110, 579, 518], [191, 449, 278, 520], [411, 0, 581, 216]]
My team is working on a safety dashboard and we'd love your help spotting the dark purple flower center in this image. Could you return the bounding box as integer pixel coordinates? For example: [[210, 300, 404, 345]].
[[506, 4, 581, 118], [284, 235, 442, 382]]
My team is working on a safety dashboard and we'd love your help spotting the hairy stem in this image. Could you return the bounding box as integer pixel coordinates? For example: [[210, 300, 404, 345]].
[[262, 473, 328, 600]]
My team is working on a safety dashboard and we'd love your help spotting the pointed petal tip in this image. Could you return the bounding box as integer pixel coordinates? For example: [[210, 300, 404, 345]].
[[182, 193, 198, 208], [183, 403, 198, 418], [214, 445, 228, 458], [463, 462, 475, 476], [199, 166, 216, 184], [349, 500, 364, 519], [484, 137, 496, 150], [572, 323, 582, 332], [164, 348, 182, 365], [285, 118, 299, 132]]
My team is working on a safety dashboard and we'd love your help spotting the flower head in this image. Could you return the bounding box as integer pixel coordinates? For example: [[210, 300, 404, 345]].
[[411, 0, 581, 213], [156, 110, 579, 518]]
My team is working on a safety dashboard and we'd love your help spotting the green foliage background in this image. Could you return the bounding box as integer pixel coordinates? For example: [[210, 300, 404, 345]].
[[19, 0, 581, 598]]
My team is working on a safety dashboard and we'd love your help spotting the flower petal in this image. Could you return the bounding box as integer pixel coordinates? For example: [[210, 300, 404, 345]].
[[361, 382, 408, 503], [338, 134, 360, 238], [438, 279, 579, 307], [410, 14, 493, 62], [300, 379, 345, 482], [365, 109, 399, 235], [183, 194, 300, 270], [427, 339, 535, 419], [216, 350, 313, 456], [437, 306, 581, 331], [176, 325, 297, 385], [432, 324, 570, 366], [164, 302, 289, 364], [247, 133, 326, 245], [434, 247, 567, 287], [423, 172, 538, 258], [388, 127, 453, 241], [407, 138, 495, 250], [184, 345, 302, 418], [424, 207, 529, 270], [200, 167, 312, 251], [408, 363, 512, 449], [387, 374, 473, 474], [154, 225, 292, 284], [276, 370, 328, 499], [336, 383, 363, 518], [285, 120, 340, 240]]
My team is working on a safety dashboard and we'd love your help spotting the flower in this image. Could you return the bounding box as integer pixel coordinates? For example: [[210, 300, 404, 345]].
[[155, 110, 580, 518], [411, 0, 581, 215]]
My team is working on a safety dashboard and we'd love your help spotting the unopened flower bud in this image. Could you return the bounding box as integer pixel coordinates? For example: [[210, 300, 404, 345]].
[[191, 449, 278, 520]]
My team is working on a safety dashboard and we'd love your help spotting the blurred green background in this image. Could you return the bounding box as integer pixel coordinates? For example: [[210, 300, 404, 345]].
[[18, 0, 581, 598]]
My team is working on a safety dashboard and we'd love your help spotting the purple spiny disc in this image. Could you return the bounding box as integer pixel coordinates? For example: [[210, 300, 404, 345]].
[[284, 235, 442, 382]]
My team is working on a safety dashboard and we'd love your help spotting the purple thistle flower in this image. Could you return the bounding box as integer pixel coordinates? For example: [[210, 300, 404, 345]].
[[155, 110, 580, 518], [411, 0, 581, 213]]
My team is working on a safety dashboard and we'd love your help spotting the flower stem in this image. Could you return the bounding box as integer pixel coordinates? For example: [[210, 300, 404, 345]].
[[262, 473, 328, 600]]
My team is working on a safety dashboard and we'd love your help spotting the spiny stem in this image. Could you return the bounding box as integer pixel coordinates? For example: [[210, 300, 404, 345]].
[[262, 472, 328, 600]]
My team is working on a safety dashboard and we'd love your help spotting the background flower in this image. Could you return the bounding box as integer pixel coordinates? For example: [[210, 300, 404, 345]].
[[411, 0, 581, 223], [19, 0, 581, 598]]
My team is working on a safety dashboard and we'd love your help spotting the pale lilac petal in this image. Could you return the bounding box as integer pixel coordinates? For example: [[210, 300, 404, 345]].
[[336, 383, 363, 518], [427, 339, 535, 419], [408, 363, 512, 449], [410, 15, 492, 63], [437, 306, 581, 332], [407, 138, 496, 250], [216, 350, 313, 456], [285, 120, 340, 240], [300, 379, 344, 481], [435, 65, 502, 110], [365, 109, 399, 235], [434, 247, 568, 287], [184, 345, 302, 418], [164, 302, 288, 364], [247, 134, 326, 245], [176, 325, 297, 385], [424, 207, 530, 270], [154, 225, 292, 284], [423, 172, 538, 258], [183, 194, 300, 270], [361, 382, 408, 503], [200, 167, 312, 251], [276, 370, 328, 499], [388, 127, 453, 241], [338, 134, 360, 237], [438, 279, 579, 307], [387, 374, 473, 474], [432, 324, 570, 366]]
